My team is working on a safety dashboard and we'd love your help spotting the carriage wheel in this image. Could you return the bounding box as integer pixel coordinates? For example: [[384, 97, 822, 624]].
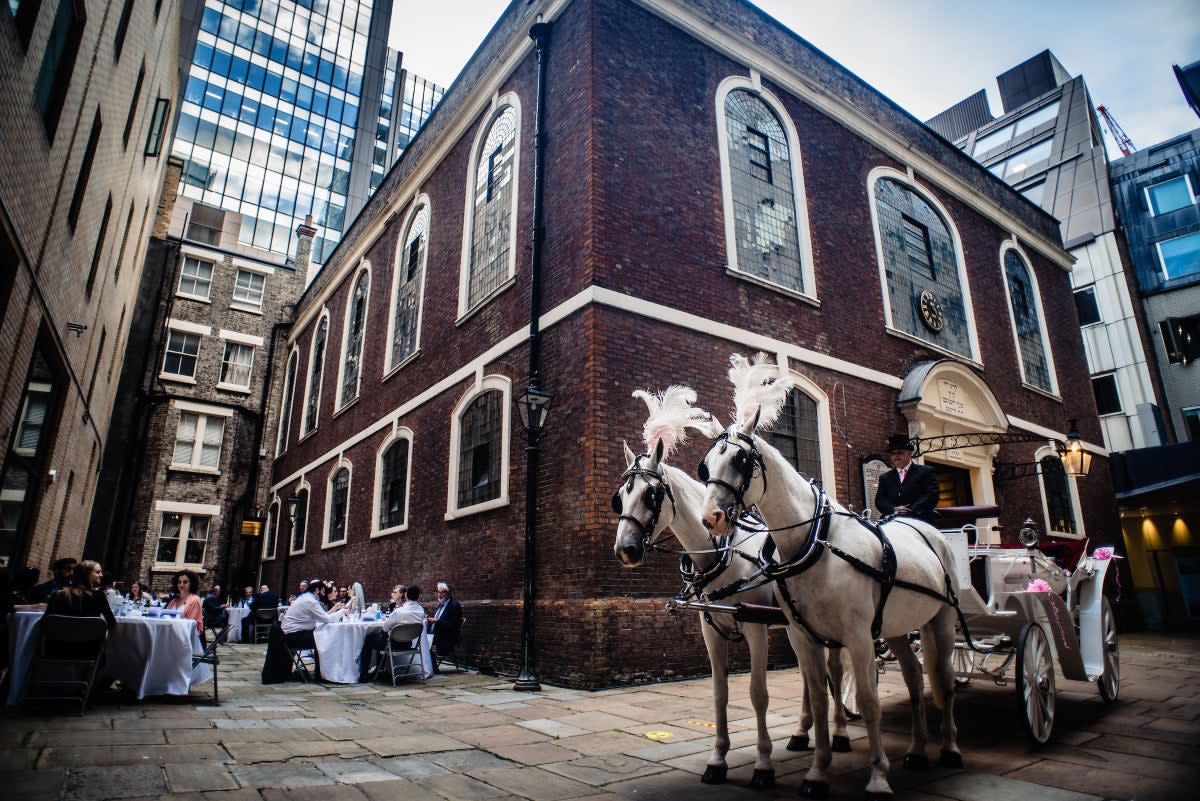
[[1015, 622, 1055, 746], [1097, 597, 1120, 703], [952, 646, 973, 686]]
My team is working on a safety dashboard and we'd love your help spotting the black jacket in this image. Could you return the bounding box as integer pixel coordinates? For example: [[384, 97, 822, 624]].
[[429, 597, 463, 652], [251, 590, 280, 611], [875, 462, 940, 523]]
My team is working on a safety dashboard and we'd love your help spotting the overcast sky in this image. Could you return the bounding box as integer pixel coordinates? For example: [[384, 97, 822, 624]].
[[389, 0, 1200, 158]]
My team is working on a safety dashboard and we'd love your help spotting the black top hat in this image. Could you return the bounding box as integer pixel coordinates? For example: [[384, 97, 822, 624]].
[[885, 434, 914, 452]]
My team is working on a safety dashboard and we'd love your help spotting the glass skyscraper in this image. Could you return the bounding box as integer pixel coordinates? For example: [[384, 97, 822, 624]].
[[173, 0, 441, 266], [371, 52, 444, 193]]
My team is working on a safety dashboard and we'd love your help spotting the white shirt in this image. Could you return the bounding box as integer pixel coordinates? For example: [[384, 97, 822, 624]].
[[281, 592, 341, 633], [371, 599, 425, 635]]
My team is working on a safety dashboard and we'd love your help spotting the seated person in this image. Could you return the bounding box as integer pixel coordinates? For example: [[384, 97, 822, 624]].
[[426, 582, 463, 671], [44, 560, 117, 657], [246, 584, 279, 642], [127, 580, 151, 606], [166, 570, 205, 639], [359, 585, 426, 681], [202, 584, 229, 632], [29, 557, 77, 603], [237, 586, 254, 607], [0, 568, 46, 674], [280, 578, 346, 654]]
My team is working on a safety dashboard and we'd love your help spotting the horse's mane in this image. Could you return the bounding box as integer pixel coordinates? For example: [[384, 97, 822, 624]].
[[729, 353, 794, 430], [633, 386, 722, 460]]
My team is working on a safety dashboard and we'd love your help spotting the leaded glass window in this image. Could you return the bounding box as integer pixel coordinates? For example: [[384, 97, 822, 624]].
[[874, 178, 972, 356], [263, 503, 278, 559], [328, 467, 349, 544], [304, 318, 327, 433], [339, 271, 368, 406], [765, 388, 822, 480], [466, 107, 516, 310], [457, 390, 502, 508], [275, 351, 297, 455], [1040, 457, 1076, 535], [391, 206, 427, 367], [290, 489, 307, 552], [379, 438, 409, 530], [1004, 250, 1051, 391], [724, 89, 804, 293]]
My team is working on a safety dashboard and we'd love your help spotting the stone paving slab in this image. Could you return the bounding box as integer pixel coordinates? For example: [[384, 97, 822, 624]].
[[61, 764, 168, 801], [164, 762, 241, 793], [469, 764, 601, 800]]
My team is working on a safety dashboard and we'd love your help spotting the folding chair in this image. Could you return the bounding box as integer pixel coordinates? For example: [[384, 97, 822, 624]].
[[22, 614, 109, 716], [432, 616, 467, 672], [252, 608, 278, 643], [375, 622, 425, 685], [192, 623, 231, 704], [281, 635, 318, 682]]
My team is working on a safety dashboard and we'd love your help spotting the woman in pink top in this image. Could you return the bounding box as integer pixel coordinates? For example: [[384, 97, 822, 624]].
[[167, 569, 205, 638]]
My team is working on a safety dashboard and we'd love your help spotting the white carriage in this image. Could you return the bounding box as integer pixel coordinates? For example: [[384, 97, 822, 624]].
[[930, 505, 1120, 745]]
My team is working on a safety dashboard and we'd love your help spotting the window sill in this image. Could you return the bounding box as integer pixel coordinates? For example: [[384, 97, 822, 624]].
[[217, 382, 252, 394], [168, 464, 221, 476], [1020, 382, 1062, 402], [289, 548, 306, 556], [261, 555, 277, 562], [445, 495, 509, 521], [725, 266, 820, 308], [883, 325, 983, 369], [231, 302, 264, 315], [333, 396, 359, 418], [382, 349, 420, 382], [298, 428, 318, 443], [455, 275, 517, 326], [159, 373, 197, 385], [176, 293, 212, 304], [152, 564, 207, 574], [321, 538, 347, 550], [372, 523, 408, 538]]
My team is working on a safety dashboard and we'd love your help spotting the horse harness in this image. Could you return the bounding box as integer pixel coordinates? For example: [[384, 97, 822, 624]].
[[612, 455, 676, 551], [700, 432, 960, 649]]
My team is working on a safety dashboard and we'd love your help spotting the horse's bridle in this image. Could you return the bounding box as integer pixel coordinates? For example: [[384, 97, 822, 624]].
[[698, 431, 766, 518], [612, 455, 676, 549]]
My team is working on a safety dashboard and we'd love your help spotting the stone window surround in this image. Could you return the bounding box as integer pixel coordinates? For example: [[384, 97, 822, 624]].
[[446, 374, 511, 520], [151, 500, 221, 573], [169, 399, 232, 474], [373, 426, 415, 537], [998, 240, 1060, 398]]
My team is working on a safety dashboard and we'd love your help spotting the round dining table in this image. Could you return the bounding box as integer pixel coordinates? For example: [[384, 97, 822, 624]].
[[312, 616, 433, 683], [6, 609, 212, 704], [225, 605, 252, 643]]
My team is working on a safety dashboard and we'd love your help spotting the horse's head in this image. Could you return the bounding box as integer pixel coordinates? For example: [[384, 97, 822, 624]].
[[700, 413, 765, 535], [613, 439, 674, 566]]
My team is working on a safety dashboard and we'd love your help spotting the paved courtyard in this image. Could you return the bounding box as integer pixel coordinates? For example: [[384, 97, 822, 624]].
[[1, 632, 1197, 801]]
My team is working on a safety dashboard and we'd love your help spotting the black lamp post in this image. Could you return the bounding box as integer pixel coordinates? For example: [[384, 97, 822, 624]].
[[281, 493, 299, 599], [514, 386, 553, 692]]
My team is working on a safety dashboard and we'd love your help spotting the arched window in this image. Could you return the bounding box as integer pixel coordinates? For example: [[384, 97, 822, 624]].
[[448, 375, 511, 518], [765, 387, 822, 480], [275, 349, 298, 455], [263, 502, 278, 560], [303, 316, 328, 435], [1003, 248, 1054, 392], [326, 466, 350, 546], [389, 205, 428, 369], [377, 435, 411, 532], [339, 269, 369, 407], [464, 104, 518, 313], [1038, 455, 1078, 536], [290, 488, 308, 553], [872, 175, 975, 359], [721, 87, 809, 295]]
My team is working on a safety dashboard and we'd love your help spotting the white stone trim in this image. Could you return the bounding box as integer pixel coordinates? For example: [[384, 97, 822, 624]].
[[999, 238, 1061, 397], [173, 399, 235, 417], [300, 309, 331, 437], [289, 479, 313, 555], [218, 329, 265, 346], [714, 74, 817, 303], [323, 458, 354, 548], [262, 498, 280, 561], [445, 374, 512, 520], [775, 367, 837, 496], [166, 318, 211, 336], [155, 500, 222, 516], [275, 348, 300, 457], [372, 426, 415, 537]]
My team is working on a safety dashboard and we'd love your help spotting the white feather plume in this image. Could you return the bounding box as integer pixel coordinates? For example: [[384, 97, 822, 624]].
[[728, 353, 795, 430], [633, 386, 722, 460]]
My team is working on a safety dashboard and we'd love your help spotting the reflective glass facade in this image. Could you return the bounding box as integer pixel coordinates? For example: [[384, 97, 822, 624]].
[[371, 53, 444, 192], [173, 1, 439, 267]]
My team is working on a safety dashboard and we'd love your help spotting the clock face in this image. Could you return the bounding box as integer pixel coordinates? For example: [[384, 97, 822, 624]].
[[919, 290, 945, 333]]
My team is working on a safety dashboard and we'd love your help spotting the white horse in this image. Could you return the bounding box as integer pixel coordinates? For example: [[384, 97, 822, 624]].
[[612, 387, 852, 790], [699, 356, 962, 801]]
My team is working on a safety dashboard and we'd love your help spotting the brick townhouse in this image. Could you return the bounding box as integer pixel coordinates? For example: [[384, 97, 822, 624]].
[[262, 0, 1121, 687]]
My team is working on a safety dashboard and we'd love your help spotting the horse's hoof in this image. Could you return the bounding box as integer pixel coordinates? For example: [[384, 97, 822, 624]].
[[800, 780, 830, 799], [831, 735, 851, 752], [939, 750, 964, 769], [903, 753, 929, 770], [751, 769, 775, 790], [787, 734, 811, 752], [700, 765, 727, 784]]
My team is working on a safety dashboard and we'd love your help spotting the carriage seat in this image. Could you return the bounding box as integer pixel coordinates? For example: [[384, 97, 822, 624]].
[[1037, 538, 1089, 573], [932, 504, 1001, 526]]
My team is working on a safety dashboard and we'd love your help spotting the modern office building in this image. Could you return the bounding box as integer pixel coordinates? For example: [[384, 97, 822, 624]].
[[1108, 129, 1200, 631], [1, 0, 183, 572], [928, 51, 1170, 453], [171, 0, 441, 269], [370, 51, 444, 194]]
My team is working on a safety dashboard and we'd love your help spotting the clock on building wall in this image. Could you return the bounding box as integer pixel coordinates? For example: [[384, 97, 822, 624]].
[[918, 289, 945, 333]]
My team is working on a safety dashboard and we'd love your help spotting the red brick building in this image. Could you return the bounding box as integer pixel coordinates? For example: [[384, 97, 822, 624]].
[[263, 0, 1120, 686]]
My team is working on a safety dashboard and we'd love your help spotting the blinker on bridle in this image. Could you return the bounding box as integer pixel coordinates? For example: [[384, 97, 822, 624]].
[[612, 455, 675, 545], [698, 431, 765, 516]]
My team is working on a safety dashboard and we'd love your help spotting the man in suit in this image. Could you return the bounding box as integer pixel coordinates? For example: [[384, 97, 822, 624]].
[[875, 434, 940, 524], [246, 584, 280, 642], [28, 557, 77, 603], [426, 582, 463, 672]]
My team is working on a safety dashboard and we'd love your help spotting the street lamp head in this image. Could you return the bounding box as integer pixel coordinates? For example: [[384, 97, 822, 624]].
[[285, 493, 299, 520], [1058, 420, 1091, 478], [516, 385, 554, 433]]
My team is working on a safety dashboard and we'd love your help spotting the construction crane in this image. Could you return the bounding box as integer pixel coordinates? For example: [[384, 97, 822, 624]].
[[1096, 105, 1135, 157]]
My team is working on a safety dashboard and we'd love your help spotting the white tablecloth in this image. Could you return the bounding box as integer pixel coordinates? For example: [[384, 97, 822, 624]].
[[312, 617, 432, 683], [226, 606, 252, 643], [6, 610, 212, 704]]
